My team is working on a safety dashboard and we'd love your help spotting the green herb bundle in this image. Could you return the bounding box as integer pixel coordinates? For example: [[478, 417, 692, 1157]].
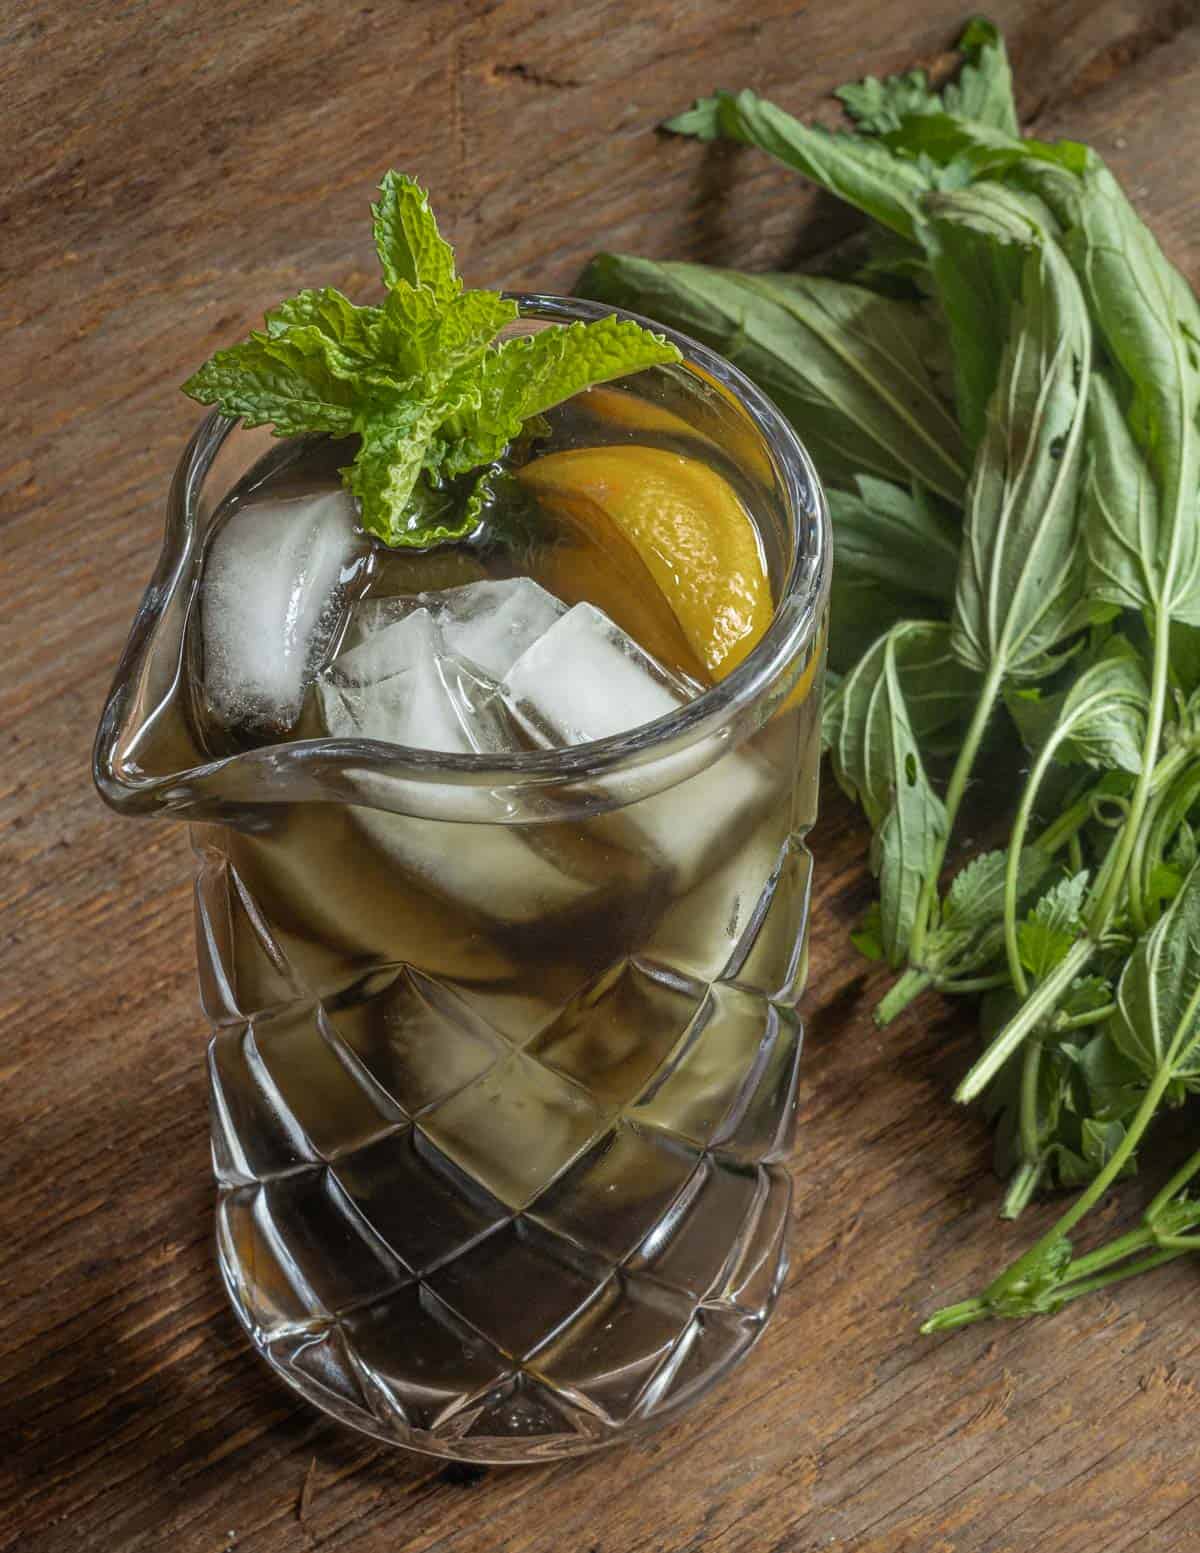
[[579, 18, 1200, 1328]]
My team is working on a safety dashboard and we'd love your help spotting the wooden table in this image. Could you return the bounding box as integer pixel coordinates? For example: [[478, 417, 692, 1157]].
[[4, 2, 1200, 1548]]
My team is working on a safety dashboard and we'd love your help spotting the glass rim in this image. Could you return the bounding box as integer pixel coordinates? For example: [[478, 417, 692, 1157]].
[[96, 293, 830, 802]]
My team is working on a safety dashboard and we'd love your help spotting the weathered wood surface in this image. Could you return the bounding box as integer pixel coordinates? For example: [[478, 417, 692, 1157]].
[[4, 2, 1200, 1548]]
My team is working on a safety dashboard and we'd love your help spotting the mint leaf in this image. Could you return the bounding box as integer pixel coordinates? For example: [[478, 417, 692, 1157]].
[[440, 316, 686, 478], [182, 334, 360, 437], [182, 172, 680, 547], [371, 171, 460, 302], [343, 409, 446, 543], [264, 287, 384, 364]]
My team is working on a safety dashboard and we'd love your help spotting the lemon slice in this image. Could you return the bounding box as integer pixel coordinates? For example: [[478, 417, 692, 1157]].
[[518, 445, 773, 681]]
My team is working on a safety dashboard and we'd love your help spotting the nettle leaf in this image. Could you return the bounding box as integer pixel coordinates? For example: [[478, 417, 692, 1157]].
[[828, 620, 979, 780], [1055, 643, 1150, 772], [942, 17, 1019, 135], [1058, 163, 1200, 625], [836, 70, 941, 135], [1019, 871, 1089, 979], [828, 476, 961, 604], [664, 88, 938, 239], [578, 255, 966, 502], [371, 170, 460, 302], [925, 846, 1051, 978], [830, 621, 985, 964], [1055, 1118, 1137, 1188], [827, 568, 949, 677], [1110, 857, 1200, 1087], [942, 194, 1092, 683], [919, 191, 1031, 452]]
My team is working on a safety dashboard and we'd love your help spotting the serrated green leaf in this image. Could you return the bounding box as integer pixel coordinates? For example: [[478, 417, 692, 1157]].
[[182, 334, 361, 437], [577, 254, 966, 502], [919, 193, 1029, 451], [836, 70, 940, 135], [943, 195, 1092, 682], [438, 317, 680, 479], [664, 88, 940, 240], [264, 287, 385, 363], [830, 621, 981, 964], [1019, 871, 1089, 979], [828, 476, 961, 603], [1058, 645, 1149, 772], [831, 622, 979, 821], [1110, 858, 1200, 1087], [371, 171, 459, 302], [918, 846, 1050, 978], [1055, 1118, 1137, 1187], [943, 17, 1018, 135], [827, 571, 937, 676], [185, 173, 680, 547], [1059, 168, 1200, 626]]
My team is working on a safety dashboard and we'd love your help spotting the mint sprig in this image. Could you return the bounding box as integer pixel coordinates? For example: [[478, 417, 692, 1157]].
[[183, 172, 681, 546]]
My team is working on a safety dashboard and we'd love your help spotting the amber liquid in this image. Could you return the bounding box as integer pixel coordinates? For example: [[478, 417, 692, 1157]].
[[197, 384, 822, 1457]]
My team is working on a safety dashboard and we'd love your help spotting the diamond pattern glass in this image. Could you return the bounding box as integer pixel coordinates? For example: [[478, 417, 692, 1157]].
[[96, 305, 829, 1464]]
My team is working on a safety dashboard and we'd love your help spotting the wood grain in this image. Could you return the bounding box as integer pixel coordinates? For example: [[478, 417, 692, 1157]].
[[4, 2, 1200, 1549]]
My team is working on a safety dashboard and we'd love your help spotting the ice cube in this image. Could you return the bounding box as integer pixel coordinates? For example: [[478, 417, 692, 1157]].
[[201, 487, 362, 730], [329, 606, 442, 690], [318, 606, 608, 923], [502, 603, 777, 888], [338, 578, 565, 680], [434, 578, 566, 679], [503, 602, 686, 745], [320, 608, 515, 758]]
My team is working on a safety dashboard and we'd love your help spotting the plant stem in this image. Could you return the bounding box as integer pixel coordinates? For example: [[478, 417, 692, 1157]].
[[939, 971, 1014, 993], [1057, 1222, 1158, 1283], [1087, 607, 1172, 932], [955, 939, 1094, 1102], [1037, 794, 1095, 854], [1018, 1037, 1043, 1164], [1002, 1159, 1043, 1219], [1046, 1247, 1186, 1307], [1146, 1147, 1200, 1221], [982, 1062, 1176, 1300], [908, 658, 1007, 965], [923, 1221, 1198, 1332], [1052, 1003, 1116, 1032], [921, 1296, 985, 1334], [874, 968, 933, 1026]]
